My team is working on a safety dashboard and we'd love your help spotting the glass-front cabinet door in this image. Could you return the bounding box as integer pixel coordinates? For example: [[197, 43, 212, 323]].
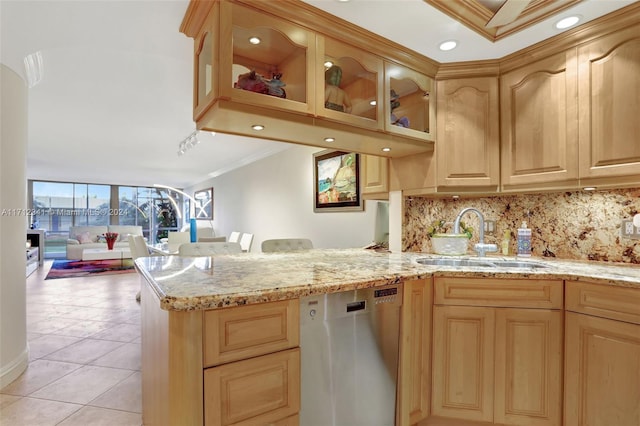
[[218, 2, 315, 115], [385, 62, 435, 141], [195, 31, 214, 118], [317, 36, 383, 130]]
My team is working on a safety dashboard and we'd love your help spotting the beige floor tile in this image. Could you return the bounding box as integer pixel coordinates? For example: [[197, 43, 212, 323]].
[[0, 396, 81, 426], [28, 334, 82, 360], [53, 319, 118, 338], [58, 407, 142, 426], [0, 359, 82, 396], [90, 343, 140, 370], [43, 338, 124, 364], [29, 365, 134, 404], [56, 405, 142, 426], [89, 372, 141, 413], [90, 323, 140, 343], [28, 317, 81, 334], [5, 264, 145, 423]]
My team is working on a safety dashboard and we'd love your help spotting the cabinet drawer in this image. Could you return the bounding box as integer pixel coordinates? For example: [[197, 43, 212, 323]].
[[434, 277, 563, 309], [204, 299, 299, 367], [566, 280, 640, 325], [204, 348, 300, 426]]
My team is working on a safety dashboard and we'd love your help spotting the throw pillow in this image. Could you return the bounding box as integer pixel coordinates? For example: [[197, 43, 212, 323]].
[[119, 234, 130, 242], [77, 231, 92, 244]]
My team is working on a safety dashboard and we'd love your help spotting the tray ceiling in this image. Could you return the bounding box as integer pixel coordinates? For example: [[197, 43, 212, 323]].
[[424, 0, 584, 41]]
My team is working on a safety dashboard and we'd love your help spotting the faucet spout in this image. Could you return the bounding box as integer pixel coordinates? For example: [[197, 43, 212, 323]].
[[453, 207, 498, 257]]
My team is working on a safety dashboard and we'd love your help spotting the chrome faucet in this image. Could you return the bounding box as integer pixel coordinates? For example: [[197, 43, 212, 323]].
[[453, 207, 498, 257]]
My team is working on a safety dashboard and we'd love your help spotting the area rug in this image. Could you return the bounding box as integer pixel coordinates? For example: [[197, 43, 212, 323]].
[[45, 259, 136, 280]]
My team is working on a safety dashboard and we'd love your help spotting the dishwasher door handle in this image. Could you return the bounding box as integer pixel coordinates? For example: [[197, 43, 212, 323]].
[[346, 300, 366, 312]]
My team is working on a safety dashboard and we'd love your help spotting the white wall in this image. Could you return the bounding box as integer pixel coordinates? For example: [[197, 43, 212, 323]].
[[187, 145, 380, 252], [0, 64, 29, 387]]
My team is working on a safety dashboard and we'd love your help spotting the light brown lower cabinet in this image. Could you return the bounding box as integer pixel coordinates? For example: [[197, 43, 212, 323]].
[[431, 277, 563, 426], [141, 281, 300, 426], [564, 280, 640, 426], [204, 348, 300, 426]]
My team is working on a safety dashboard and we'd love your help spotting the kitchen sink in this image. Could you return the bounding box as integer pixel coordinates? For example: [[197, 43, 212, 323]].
[[415, 257, 548, 269]]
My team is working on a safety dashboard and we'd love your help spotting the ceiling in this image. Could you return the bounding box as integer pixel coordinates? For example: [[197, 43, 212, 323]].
[[1, 0, 636, 189]]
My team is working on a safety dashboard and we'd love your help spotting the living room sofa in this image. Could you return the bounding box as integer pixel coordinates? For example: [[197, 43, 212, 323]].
[[66, 225, 144, 260]]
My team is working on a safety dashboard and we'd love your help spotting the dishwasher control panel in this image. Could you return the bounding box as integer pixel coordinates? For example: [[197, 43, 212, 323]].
[[373, 287, 398, 305], [300, 284, 403, 326]]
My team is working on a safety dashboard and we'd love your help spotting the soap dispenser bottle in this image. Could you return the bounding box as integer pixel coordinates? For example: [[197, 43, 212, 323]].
[[517, 221, 531, 257], [501, 230, 510, 255]]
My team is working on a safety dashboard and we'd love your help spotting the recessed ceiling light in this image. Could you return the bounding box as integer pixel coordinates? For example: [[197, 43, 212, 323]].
[[369, 100, 377, 106], [583, 186, 596, 191], [439, 40, 457, 51], [555, 15, 581, 30], [324, 61, 334, 68], [324, 137, 335, 143], [249, 36, 261, 45], [452, 195, 460, 200], [251, 124, 264, 131], [382, 147, 391, 152]]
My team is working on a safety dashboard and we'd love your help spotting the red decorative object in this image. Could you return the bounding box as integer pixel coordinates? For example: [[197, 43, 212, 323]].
[[104, 232, 118, 250]]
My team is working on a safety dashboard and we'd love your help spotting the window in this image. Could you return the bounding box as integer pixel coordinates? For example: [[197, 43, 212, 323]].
[[31, 180, 183, 258]]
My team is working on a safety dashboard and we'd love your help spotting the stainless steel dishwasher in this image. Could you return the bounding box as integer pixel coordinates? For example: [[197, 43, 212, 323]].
[[299, 283, 403, 426]]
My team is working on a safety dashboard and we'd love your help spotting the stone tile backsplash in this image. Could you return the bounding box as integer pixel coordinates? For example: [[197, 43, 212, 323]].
[[403, 188, 640, 264]]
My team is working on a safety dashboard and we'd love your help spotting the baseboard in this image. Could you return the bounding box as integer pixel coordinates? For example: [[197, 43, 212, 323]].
[[0, 345, 29, 389]]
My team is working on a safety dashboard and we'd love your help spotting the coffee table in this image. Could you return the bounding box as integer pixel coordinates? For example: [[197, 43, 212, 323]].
[[82, 247, 132, 261]]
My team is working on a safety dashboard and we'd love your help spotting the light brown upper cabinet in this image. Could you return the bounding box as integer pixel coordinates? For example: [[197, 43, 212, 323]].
[[361, 155, 389, 200], [500, 50, 580, 192], [180, 0, 436, 158], [385, 62, 436, 142], [318, 36, 383, 131], [436, 77, 500, 190], [577, 25, 640, 188]]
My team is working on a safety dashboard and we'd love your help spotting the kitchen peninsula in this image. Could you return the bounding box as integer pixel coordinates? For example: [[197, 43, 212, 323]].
[[138, 249, 640, 426]]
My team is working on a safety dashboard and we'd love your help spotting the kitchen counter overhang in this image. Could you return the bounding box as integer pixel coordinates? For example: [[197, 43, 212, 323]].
[[135, 248, 640, 311]]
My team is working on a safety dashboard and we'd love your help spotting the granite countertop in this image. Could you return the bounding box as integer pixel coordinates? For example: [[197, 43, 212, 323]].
[[135, 248, 640, 311]]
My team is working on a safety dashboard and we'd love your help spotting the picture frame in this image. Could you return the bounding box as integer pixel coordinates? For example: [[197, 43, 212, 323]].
[[313, 150, 363, 212], [193, 188, 213, 219]]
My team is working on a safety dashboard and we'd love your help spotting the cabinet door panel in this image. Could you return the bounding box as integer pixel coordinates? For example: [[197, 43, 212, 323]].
[[362, 154, 389, 197], [432, 306, 494, 422], [204, 348, 300, 426], [501, 51, 579, 190], [565, 312, 640, 426], [398, 279, 432, 425], [204, 299, 299, 367], [436, 77, 499, 188], [434, 277, 563, 309], [495, 309, 563, 426], [578, 26, 640, 183]]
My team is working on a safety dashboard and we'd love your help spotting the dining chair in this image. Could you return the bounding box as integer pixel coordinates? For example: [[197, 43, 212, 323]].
[[178, 242, 242, 256], [129, 235, 163, 302], [261, 238, 314, 252], [166, 231, 191, 252], [198, 236, 227, 242], [228, 231, 241, 243], [239, 233, 254, 252]]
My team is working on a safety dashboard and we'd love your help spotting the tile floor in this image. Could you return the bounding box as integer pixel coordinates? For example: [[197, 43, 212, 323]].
[[1, 261, 143, 425]]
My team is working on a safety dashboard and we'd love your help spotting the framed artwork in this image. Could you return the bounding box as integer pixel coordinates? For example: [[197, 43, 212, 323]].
[[193, 188, 213, 219], [313, 150, 363, 212]]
